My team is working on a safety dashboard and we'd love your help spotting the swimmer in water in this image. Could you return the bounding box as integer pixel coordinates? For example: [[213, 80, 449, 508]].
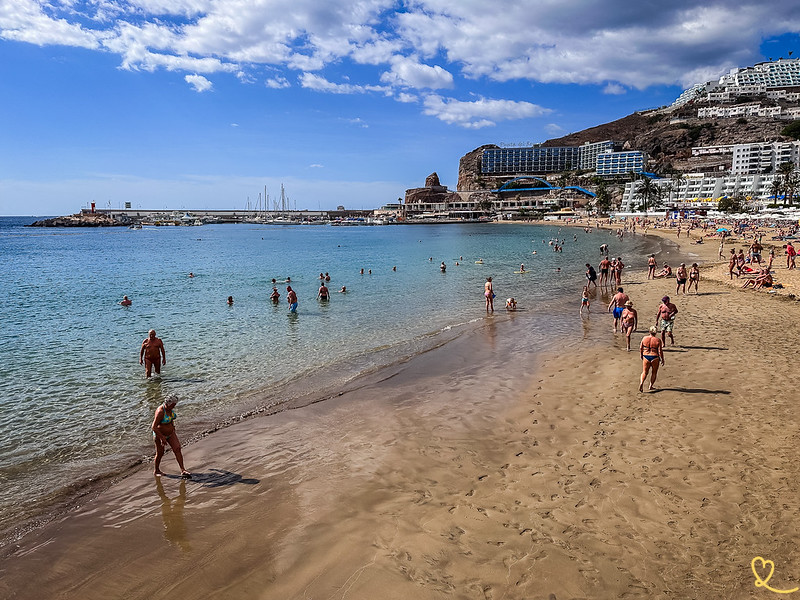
[[120, 295, 132, 306]]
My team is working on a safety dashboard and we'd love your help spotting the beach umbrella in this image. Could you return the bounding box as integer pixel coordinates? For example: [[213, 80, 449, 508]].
[[717, 227, 729, 232]]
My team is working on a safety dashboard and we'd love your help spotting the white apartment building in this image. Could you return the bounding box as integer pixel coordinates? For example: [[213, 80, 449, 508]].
[[720, 58, 800, 89], [621, 173, 783, 210], [672, 58, 800, 107], [691, 144, 735, 157], [731, 141, 800, 174], [697, 103, 795, 119]]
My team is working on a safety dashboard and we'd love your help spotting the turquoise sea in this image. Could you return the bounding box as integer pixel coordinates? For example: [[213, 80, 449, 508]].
[[0, 217, 653, 536]]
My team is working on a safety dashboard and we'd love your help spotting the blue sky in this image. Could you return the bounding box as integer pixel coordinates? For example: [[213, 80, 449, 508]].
[[1, 2, 800, 216]]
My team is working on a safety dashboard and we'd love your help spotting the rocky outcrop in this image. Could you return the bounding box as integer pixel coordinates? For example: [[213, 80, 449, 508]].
[[28, 213, 126, 227], [405, 173, 461, 206]]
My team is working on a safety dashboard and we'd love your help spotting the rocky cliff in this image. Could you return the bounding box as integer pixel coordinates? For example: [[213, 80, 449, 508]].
[[456, 110, 797, 191]]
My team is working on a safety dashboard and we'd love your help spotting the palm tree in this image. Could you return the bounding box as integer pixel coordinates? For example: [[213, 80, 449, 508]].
[[779, 162, 796, 206], [671, 171, 685, 205], [768, 178, 783, 205], [633, 177, 657, 212], [786, 172, 799, 207]]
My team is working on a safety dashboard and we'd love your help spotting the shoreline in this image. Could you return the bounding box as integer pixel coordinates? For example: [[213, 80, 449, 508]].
[[3, 229, 800, 598]]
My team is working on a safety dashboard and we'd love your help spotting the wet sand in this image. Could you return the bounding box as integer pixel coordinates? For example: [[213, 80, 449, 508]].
[[3, 232, 800, 599]]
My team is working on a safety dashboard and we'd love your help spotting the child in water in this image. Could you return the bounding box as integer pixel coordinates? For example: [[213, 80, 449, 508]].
[[505, 297, 517, 311], [580, 286, 590, 315]]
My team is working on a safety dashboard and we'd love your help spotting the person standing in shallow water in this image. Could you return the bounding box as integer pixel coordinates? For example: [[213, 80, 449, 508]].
[[151, 395, 191, 478], [287, 286, 298, 313], [484, 277, 494, 312], [140, 329, 166, 378]]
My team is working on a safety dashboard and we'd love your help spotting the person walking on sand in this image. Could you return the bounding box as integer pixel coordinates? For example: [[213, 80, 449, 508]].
[[621, 300, 638, 351], [647, 254, 657, 279], [608, 287, 629, 333], [656, 296, 678, 346], [639, 326, 665, 392], [287, 286, 298, 313], [151, 395, 191, 478], [140, 329, 166, 378], [484, 277, 494, 312], [787, 242, 797, 269], [728, 248, 738, 279], [688, 263, 700, 294], [675, 263, 688, 295]]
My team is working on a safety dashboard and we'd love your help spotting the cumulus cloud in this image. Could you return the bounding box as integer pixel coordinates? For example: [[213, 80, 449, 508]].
[[603, 83, 626, 95], [380, 57, 454, 89], [4, 1, 800, 119], [299, 72, 386, 94], [265, 76, 290, 89], [422, 95, 551, 129], [185, 74, 213, 92]]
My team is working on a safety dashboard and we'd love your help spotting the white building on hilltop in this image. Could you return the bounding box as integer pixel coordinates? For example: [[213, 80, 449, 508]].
[[671, 58, 800, 108]]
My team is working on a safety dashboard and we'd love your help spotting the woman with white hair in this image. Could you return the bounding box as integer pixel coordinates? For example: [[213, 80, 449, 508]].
[[152, 395, 191, 478]]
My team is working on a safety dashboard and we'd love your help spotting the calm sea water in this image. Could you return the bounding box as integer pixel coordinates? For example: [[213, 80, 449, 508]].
[[0, 217, 652, 534]]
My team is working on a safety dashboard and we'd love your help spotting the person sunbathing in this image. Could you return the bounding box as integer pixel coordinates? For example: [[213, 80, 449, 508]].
[[742, 269, 773, 289], [654, 263, 672, 278]]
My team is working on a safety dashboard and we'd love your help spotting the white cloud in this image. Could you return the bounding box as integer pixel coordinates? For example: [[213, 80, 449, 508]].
[[544, 123, 565, 135], [265, 76, 290, 89], [603, 83, 626, 95], [185, 74, 213, 92], [395, 92, 418, 103], [309, 164, 323, 168], [299, 72, 386, 94], [346, 118, 368, 128], [4, 1, 800, 118], [422, 94, 551, 128], [380, 57, 454, 90], [0, 0, 102, 48]]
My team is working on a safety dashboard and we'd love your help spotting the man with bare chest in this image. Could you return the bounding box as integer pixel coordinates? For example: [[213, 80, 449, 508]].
[[140, 329, 166, 378]]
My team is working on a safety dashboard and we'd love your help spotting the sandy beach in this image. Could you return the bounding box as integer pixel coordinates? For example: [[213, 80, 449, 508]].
[[3, 228, 800, 599]]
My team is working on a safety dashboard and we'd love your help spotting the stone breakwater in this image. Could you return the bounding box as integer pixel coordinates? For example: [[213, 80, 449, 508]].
[[27, 213, 126, 227]]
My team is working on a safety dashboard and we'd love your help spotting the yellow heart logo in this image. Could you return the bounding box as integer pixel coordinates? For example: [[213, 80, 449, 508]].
[[753, 557, 776, 587], [752, 556, 799, 594]]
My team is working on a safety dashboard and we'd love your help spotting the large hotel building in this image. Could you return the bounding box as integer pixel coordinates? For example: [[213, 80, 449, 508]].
[[481, 141, 647, 177]]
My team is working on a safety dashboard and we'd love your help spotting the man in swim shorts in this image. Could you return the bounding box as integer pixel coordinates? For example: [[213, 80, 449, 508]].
[[656, 296, 678, 345], [675, 263, 688, 295], [287, 286, 298, 313], [599, 256, 611, 287], [318, 282, 330, 300], [607, 287, 629, 333], [140, 329, 166, 378]]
